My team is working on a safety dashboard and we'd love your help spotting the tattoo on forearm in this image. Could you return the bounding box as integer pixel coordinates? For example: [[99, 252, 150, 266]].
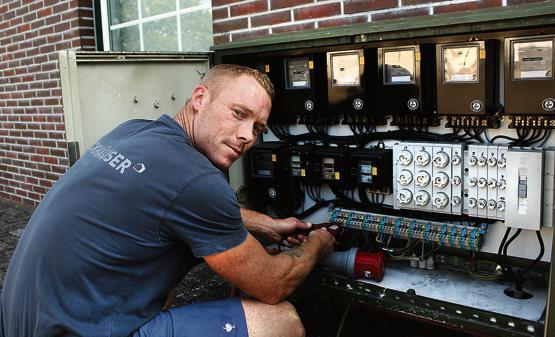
[[284, 248, 305, 258]]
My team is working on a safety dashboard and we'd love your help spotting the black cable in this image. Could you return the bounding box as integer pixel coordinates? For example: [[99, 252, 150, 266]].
[[496, 227, 512, 269], [502, 228, 522, 277], [516, 230, 545, 281]]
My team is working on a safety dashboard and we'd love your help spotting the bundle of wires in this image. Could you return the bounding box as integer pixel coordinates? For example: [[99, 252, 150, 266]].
[[497, 227, 545, 297]]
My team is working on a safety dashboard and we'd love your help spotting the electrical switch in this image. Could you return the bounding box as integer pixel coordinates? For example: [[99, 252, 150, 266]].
[[518, 176, 527, 198]]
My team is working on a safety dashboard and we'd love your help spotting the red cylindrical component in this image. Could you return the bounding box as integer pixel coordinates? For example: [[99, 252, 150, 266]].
[[354, 251, 385, 281]]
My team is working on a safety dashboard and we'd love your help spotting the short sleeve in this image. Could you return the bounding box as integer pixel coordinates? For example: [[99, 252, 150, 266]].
[[161, 172, 247, 257]]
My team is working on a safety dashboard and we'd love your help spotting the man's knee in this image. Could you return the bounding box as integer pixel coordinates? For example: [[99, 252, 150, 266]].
[[274, 301, 304, 337], [241, 299, 304, 337]]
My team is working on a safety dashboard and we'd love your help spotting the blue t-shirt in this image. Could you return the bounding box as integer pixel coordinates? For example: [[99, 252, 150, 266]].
[[1, 115, 248, 337]]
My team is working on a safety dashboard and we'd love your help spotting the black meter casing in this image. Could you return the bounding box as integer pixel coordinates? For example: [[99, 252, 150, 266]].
[[311, 147, 351, 186], [327, 49, 375, 124], [436, 40, 500, 116], [349, 148, 393, 194], [281, 144, 315, 181], [269, 53, 328, 124], [504, 34, 555, 116], [376, 44, 436, 116], [248, 142, 303, 210]]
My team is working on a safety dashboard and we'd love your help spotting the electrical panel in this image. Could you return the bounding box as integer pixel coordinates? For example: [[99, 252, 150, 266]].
[[437, 40, 500, 127], [393, 142, 464, 214], [229, 26, 555, 337], [504, 34, 555, 128]]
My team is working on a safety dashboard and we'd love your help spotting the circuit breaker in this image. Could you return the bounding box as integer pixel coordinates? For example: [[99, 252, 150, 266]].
[[463, 144, 508, 219], [505, 148, 545, 229], [393, 142, 464, 214], [349, 148, 393, 193]]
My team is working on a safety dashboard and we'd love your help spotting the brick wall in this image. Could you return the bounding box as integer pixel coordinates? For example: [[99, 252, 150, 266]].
[[212, 0, 545, 44], [0, 0, 95, 205]]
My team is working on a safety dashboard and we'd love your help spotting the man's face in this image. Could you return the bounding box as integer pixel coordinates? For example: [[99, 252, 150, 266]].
[[194, 75, 271, 169]]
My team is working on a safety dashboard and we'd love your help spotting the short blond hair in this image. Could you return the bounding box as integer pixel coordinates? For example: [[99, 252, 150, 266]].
[[201, 64, 274, 100]]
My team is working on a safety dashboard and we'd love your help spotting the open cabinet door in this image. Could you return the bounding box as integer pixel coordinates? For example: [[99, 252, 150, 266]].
[[59, 51, 211, 165]]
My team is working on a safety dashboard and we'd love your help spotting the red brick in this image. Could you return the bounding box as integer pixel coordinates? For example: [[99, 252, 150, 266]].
[[212, 7, 228, 20], [402, 0, 442, 5], [295, 3, 341, 20], [44, 156, 58, 164], [230, 0, 267, 16], [52, 2, 70, 13], [372, 7, 429, 21], [231, 28, 269, 41], [213, 18, 248, 34], [251, 10, 291, 27], [272, 22, 315, 34], [344, 0, 398, 14], [434, 0, 501, 14], [318, 15, 368, 28], [213, 34, 230, 45], [45, 14, 61, 25], [38, 7, 53, 17], [54, 22, 71, 33], [506, 0, 544, 4], [271, 0, 313, 10], [213, 0, 243, 6]]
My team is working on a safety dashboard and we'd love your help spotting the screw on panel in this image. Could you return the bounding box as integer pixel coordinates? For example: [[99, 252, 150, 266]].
[[153, 100, 161, 109], [170, 93, 176, 100], [133, 96, 140, 103]]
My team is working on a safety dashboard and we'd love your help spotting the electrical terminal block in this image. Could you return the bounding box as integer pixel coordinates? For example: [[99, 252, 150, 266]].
[[329, 208, 488, 251]]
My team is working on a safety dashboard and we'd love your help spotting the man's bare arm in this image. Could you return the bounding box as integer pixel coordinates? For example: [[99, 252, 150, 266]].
[[240, 208, 309, 244], [204, 229, 334, 304]]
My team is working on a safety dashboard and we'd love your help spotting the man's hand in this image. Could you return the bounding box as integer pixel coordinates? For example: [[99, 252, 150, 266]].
[[272, 217, 311, 246], [240, 209, 311, 246], [305, 228, 335, 260]]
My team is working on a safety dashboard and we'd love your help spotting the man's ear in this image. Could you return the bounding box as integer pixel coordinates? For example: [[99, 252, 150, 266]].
[[190, 85, 209, 113]]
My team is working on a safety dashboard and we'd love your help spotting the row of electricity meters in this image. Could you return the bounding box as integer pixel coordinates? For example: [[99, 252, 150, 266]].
[[252, 34, 554, 123]]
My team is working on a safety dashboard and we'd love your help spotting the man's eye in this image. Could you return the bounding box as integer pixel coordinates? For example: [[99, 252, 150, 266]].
[[232, 109, 245, 119]]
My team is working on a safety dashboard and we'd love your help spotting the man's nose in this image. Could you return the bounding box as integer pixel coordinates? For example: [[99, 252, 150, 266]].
[[237, 121, 254, 144]]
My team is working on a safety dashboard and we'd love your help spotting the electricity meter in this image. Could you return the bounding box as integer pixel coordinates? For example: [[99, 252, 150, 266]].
[[376, 45, 436, 116], [327, 49, 370, 123], [436, 40, 499, 116], [275, 54, 327, 124], [505, 35, 555, 117]]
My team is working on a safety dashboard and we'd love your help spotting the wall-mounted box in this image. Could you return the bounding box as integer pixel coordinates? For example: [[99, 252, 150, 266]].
[[436, 40, 500, 116], [504, 35, 555, 115], [376, 45, 436, 116]]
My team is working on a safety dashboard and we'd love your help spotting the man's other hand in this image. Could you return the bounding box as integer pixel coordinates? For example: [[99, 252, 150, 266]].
[[306, 228, 335, 260], [271, 217, 310, 246]]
